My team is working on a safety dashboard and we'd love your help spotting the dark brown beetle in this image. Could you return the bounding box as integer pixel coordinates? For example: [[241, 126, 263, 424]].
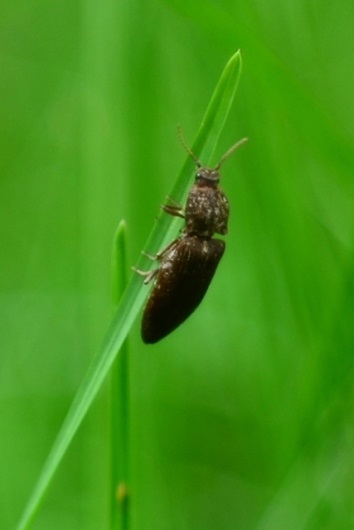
[[135, 129, 248, 343]]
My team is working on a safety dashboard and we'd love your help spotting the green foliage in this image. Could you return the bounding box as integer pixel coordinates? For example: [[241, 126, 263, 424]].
[[14, 49, 243, 530], [1, 1, 353, 529]]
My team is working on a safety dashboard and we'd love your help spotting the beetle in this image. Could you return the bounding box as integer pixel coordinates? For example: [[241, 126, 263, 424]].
[[135, 129, 248, 343]]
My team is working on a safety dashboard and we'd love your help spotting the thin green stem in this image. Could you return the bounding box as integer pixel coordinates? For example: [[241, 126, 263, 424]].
[[110, 220, 130, 530]]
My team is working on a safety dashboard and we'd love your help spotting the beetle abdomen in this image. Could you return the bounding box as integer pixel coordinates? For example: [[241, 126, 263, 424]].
[[142, 236, 225, 344]]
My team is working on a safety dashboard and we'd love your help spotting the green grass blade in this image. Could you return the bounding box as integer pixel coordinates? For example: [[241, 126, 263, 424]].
[[110, 219, 130, 530], [111, 220, 128, 308], [16, 49, 243, 530]]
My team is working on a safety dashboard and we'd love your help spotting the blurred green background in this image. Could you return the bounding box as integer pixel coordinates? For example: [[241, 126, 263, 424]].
[[1, 0, 354, 529]]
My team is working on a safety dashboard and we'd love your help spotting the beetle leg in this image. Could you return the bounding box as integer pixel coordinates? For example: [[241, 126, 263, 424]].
[[134, 239, 180, 284], [155, 238, 179, 259], [132, 266, 159, 285], [162, 196, 185, 218], [141, 250, 157, 260]]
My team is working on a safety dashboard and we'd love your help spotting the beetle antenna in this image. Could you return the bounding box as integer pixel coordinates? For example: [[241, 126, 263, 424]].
[[215, 137, 248, 170], [177, 125, 201, 167]]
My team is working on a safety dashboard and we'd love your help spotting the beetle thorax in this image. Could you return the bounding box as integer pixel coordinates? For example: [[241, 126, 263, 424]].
[[184, 182, 229, 237]]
